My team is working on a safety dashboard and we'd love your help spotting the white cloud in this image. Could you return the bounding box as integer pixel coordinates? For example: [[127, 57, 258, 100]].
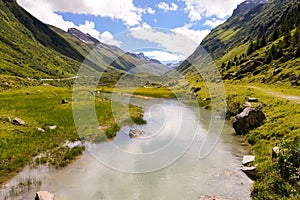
[[100, 31, 122, 47], [158, 2, 178, 12], [129, 26, 208, 58], [78, 21, 100, 39], [171, 24, 211, 45], [183, 0, 244, 22], [204, 18, 226, 28], [147, 7, 156, 14], [17, 0, 143, 26], [140, 51, 184, 63]]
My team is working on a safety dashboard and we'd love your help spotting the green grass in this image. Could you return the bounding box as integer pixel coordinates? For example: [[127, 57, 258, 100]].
[[0, 85, 145, 184], [99, 86, 178, 98]]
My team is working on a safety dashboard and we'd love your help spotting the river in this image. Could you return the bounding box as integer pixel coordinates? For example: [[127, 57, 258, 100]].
[[1, 97, 252, 200]]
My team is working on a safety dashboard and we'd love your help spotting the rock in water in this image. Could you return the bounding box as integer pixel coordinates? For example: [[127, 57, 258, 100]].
[[12, 117, 25, 125], [129, 128, 145, 138], [35, 191, 55, 200], [233, 107, 266, 135]]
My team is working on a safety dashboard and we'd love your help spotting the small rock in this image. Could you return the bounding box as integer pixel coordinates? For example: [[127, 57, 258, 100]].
[[248, 97, 258, 102], [273, 68, 282, 75], [48, 125, 57, 130], [63, 140, 83, 148], [129, 128, 145, 138], [242, 155, 255, 166], [6, 117, 11, 122], [37, 128, 45, 132], [13, 117, 25, 125], [35, 191, 55, 200], [61, 99, 68, 104]]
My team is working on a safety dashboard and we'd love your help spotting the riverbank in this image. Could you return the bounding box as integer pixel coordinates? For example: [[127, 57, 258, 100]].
[[0, 85, 145, 185]]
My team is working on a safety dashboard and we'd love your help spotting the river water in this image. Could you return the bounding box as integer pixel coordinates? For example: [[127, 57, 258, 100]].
[[1, 97, 252, 200]]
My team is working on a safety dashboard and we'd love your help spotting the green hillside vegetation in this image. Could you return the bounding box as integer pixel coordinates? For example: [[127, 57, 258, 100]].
[[179, 0, 300, 198]]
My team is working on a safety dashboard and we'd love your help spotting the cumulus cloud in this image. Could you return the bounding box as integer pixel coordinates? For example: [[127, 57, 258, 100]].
[[204, 18, 226, 28], [183, 0, 244, 22], [147, 7, 156, 14], [18, 0, 143, 26], [129, 26, 209, 58], [158, 2, 178, 12], [100, 31, 122, 47]]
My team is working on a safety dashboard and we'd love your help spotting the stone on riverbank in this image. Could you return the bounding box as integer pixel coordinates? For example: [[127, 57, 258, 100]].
[[233, 107, 266, 135]]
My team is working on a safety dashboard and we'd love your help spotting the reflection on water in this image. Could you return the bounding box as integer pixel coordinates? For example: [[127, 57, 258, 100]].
[[1, 98, 252, 200]]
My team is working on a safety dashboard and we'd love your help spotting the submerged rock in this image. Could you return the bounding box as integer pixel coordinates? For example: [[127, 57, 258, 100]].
[[129, 128, 145, 138], [233, 107, 266, 135], [35, 191, 55, 200]]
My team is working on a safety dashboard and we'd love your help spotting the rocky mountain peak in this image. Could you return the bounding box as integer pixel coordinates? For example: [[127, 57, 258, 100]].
[[67, 28, 100, 45], [232, 0, 267, 16]]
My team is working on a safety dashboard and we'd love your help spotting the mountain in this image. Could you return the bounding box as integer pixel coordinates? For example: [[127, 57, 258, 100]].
[[0, 0, 168, 80], [178, 0, 300, 85], [67, 28, 100, 46], [166, 61, 182, 69], [126, 52, 162, 65]]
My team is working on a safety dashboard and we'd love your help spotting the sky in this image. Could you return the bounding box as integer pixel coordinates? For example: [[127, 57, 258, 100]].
[[17, 0, 244, 63]]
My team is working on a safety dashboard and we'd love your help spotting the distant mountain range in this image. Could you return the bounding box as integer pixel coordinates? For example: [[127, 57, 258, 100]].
[[0, 0, 168, 79]]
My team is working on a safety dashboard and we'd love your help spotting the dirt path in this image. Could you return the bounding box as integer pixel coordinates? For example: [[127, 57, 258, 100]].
[[248, 86, 300, 104]]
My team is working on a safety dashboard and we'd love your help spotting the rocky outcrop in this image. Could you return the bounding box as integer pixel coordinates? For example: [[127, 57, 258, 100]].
[[233, 106, 266, 135], [67, 28, 100, 45], [129, 128, 145, 138], [35, 191, 55, 200]]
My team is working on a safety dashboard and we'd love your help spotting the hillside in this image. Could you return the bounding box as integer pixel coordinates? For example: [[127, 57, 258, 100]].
[[0, 0, 168, 80], [177, 0, 300, 199]]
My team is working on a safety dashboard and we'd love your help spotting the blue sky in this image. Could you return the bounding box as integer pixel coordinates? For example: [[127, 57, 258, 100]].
[[17, 0, 244, 63]]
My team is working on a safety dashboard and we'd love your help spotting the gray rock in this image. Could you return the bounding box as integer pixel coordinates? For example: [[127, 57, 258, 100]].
[[241, 165, 257, 180], [129, 128, 145, 138], [243, 102, 252, 108], [233, 107, 266, 135], [35, 191, 55, 200], [242, 155, 255, 166], [13, 117, 25, 125]]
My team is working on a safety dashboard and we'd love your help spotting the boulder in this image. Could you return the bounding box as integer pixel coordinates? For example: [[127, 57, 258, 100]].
[[233, 107, 266, 135], [12, 117, 25, 125], [35, 191, 55, 200], [129, 128, 145, 138], [242, 102, 252, 108], [242, 155, 255, 166]]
